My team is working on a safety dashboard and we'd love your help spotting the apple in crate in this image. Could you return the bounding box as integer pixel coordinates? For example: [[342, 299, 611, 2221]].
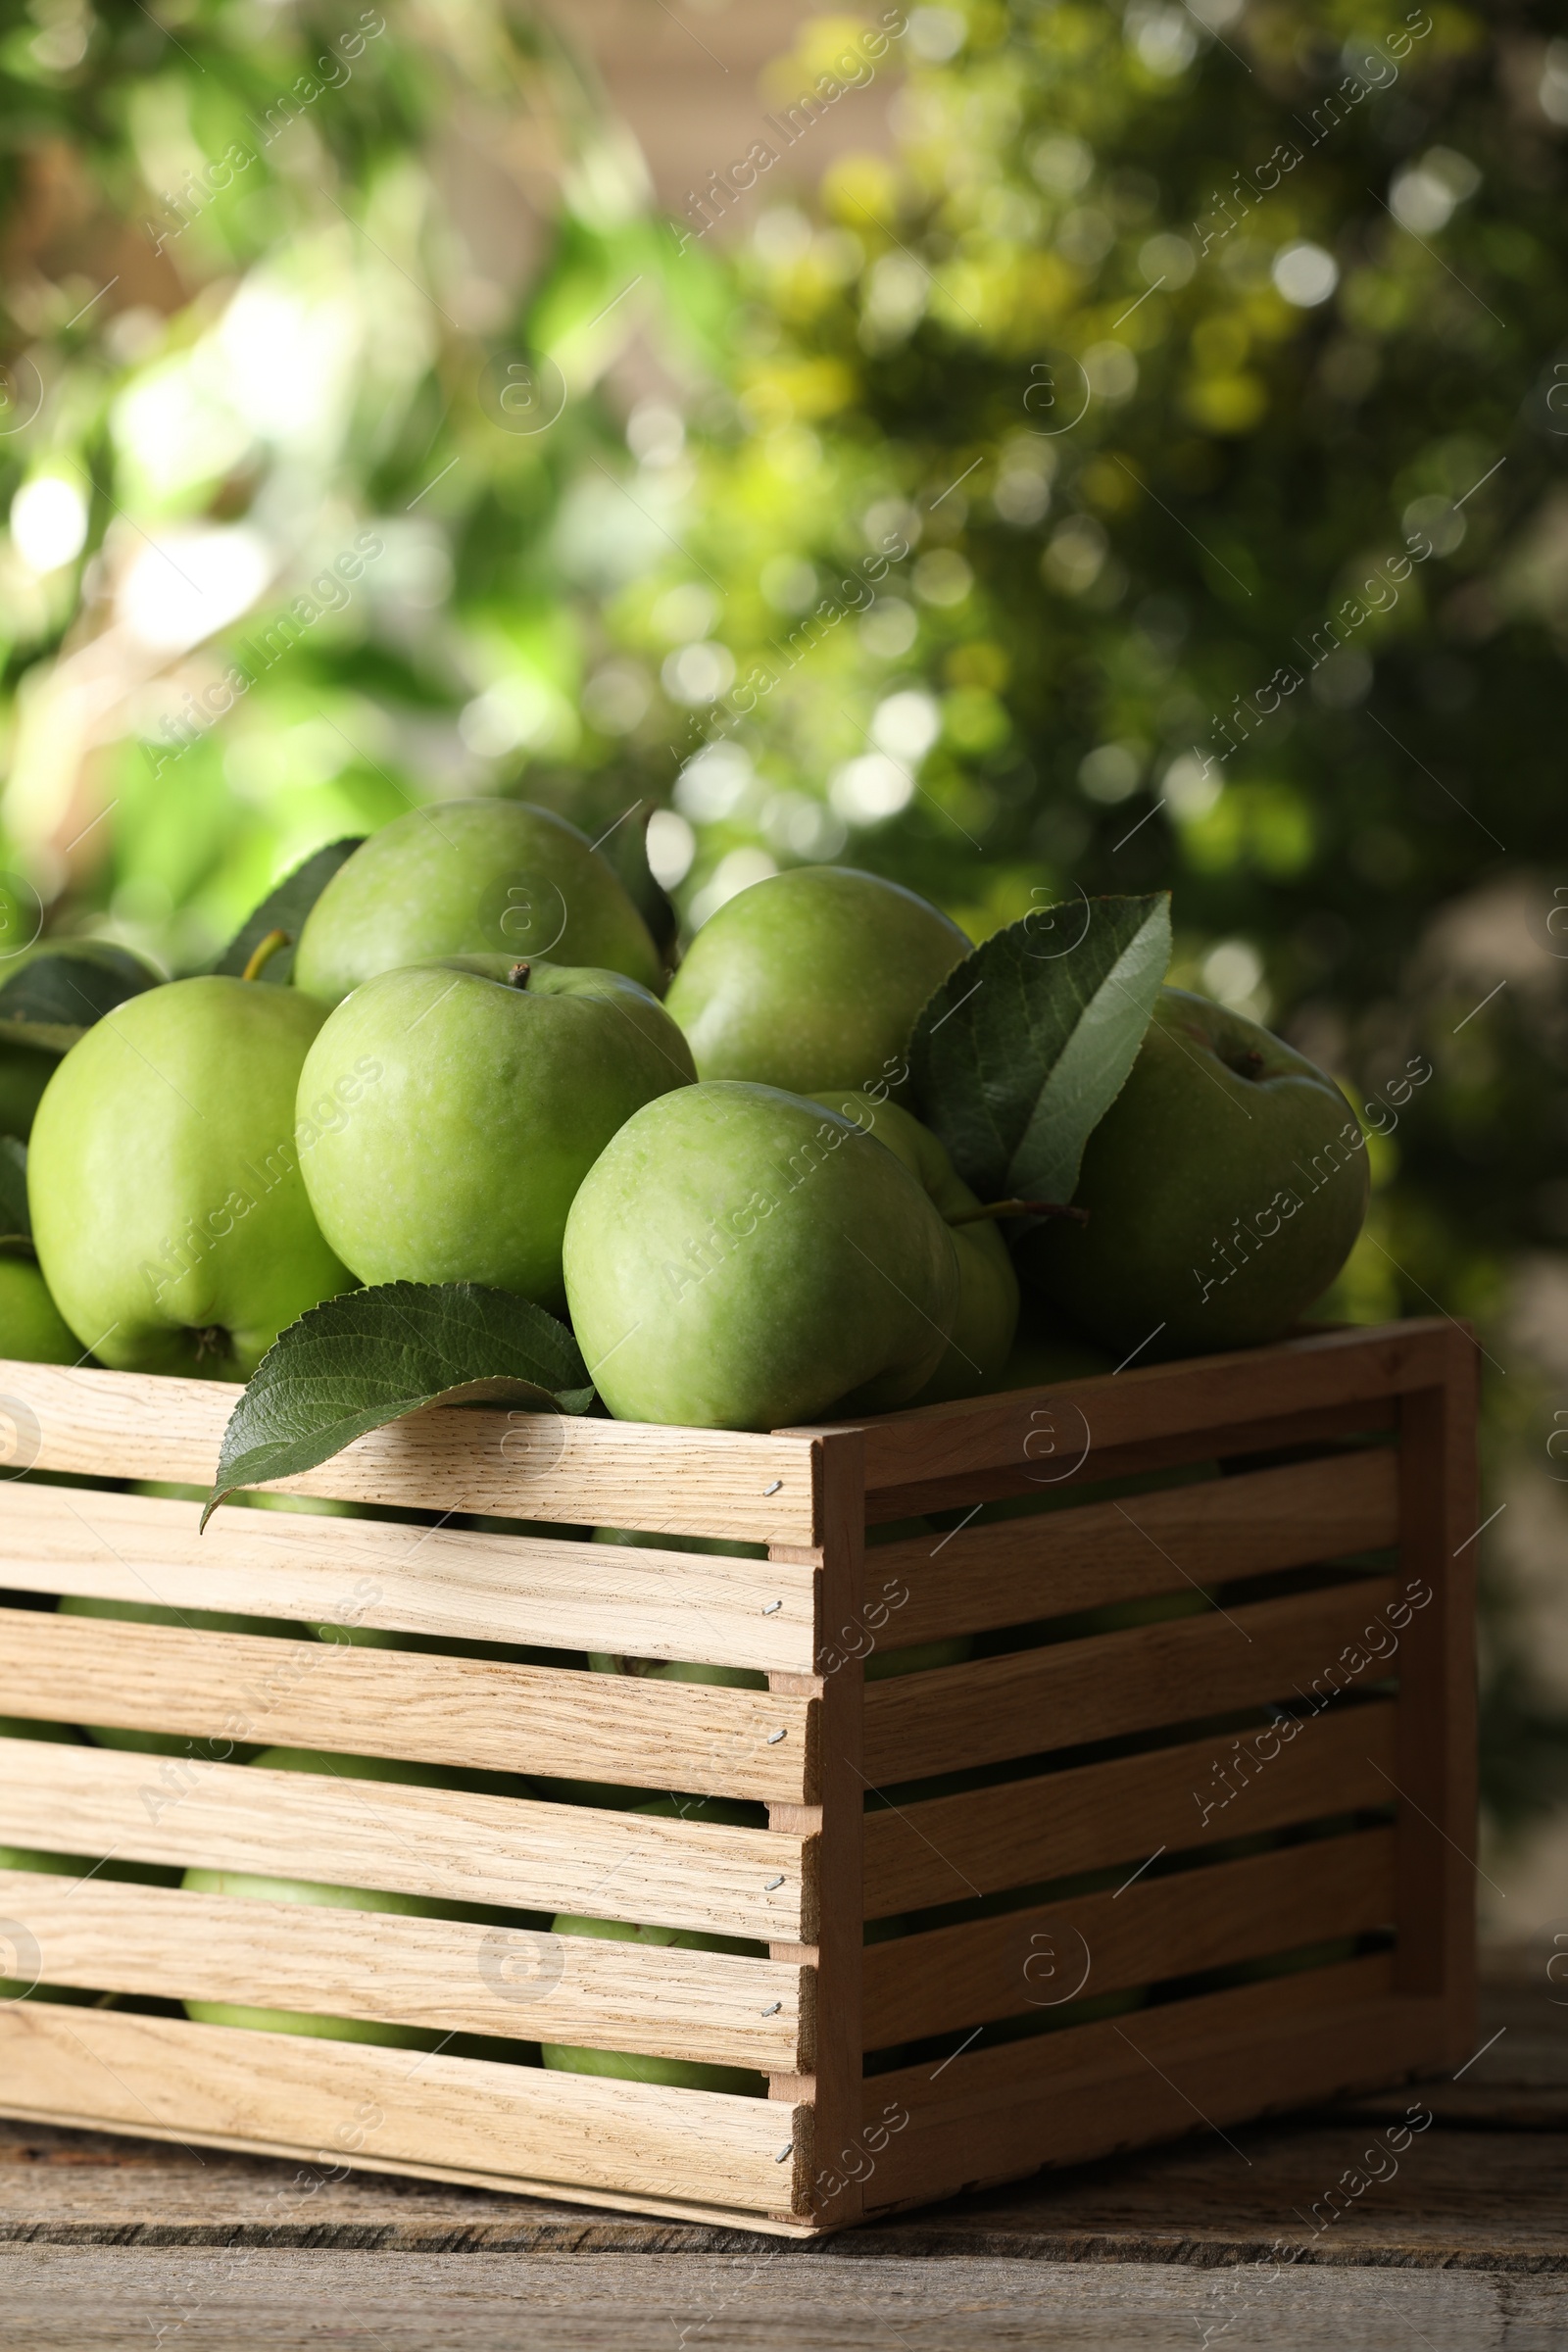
[[664, 866, 967, 1097], [28, 979, 352, 1380], [292, 799, 663, 1004]]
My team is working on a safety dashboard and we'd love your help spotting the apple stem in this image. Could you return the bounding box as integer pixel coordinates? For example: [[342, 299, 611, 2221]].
[[947, 1198, 1091, 1228], [240, 928, 291, 983], [508, 961, 532, 990]]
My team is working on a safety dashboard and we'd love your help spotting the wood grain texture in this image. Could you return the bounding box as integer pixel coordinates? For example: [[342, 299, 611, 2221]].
[[9, 2248, 1563, 2349], [862, 1578, 1398, 1785], [0, 1871, 809, 2071], [798, 1433, 865, 2230], [858, 1401, 1400, 1529], [792, 1323, 1451, 1501], [0, 2004, 812, 2219], [859, 1956, 1449, 2210], [0, 1739, 811, 1944], [862, 1699, 1398, 1918], [1393, 1329, 1480, 2061], [0, 1483, 819, 1675], [0, 1361, 820, 1544], [0, 1609, 815, 1806], [877, 1450, 1399, 1650], [862, 1828, 1396, 2047]]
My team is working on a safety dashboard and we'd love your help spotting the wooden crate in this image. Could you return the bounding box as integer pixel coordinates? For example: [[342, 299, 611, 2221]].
[[0, 1318, 1477, 2234]]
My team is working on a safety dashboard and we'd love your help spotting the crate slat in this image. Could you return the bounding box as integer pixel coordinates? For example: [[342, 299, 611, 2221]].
[[858, 1956, 1432, 2213], [0, 1740, 811, 1944], [0, 2003, 811, 2216], [0, 1870, 808, 2070], [862, 1827, 1395, 2048], [0, 1610, 815, 1806], [1393, 1342, 1478, 2062], [862, 1576, 1398, 1785], [0, 1484, 818, 1675], [859, 1400, 1401, 1528], [0, 1361, 821, 1544], [862, 1697, 1397, 1917], [876, 1449, 1398, 1650], [803, 1321, 1451, 1500]]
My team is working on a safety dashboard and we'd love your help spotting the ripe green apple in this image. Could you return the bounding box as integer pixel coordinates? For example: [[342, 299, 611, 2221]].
[[181, 1745, 547, 2048], [0, 1255, 81, 1363], [27, 978, 352, 1380], [1019, 988, 1371, 1359], [563, 1082, 959, 1430], [810, 1090, 1018, 1403], [293, 799, 663, 1005], [540, 1794, 768, 2096], [664, 867, 969, 1096], [296, 956, 694, 1309]]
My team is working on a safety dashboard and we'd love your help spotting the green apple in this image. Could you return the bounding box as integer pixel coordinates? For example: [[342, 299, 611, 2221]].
[[296, 956, 693, 1309], [665, 867, 969, 1096], [0, 1255, 81, 1364], [181, 1745, 548, 2047], [1019, 988, 1371, 1359], [540, 1793, 767, 2095], [564, 1082, 959, 1430], [27, 977, 352, 1380], [293, 799, 662, 1006], [810, 1090, 1018, 1403]]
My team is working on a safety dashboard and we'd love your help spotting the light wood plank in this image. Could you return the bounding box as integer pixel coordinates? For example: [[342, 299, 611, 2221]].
[[862, 1577, 1398, 1785], [1394, 1329, 1479, 2063], [858, 1957, 1448, 2212], [799, 1322, 1451, 1500], [0, 1360, 820, 1544], [0, 1482, 818, 1676], [0, 2003, 813, 2217], [0, 1739, 810, 1944], [794, 1432, 865, 2229], [862, 1827, 1396, 2047], [877, 1449, 1399, 1649], [862, 1697, 1398, 1918], [0, 1871, 808, 2071], [0, 1609, 815, 1806]]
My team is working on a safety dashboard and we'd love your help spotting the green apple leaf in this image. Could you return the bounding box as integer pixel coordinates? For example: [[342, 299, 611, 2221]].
[[213, 837, 366, 986], [909, 891, 1172, 1212], [0, 943, 162, 1053], [0, 1137, 31, 1252], [205, 1280, 596, 1525]]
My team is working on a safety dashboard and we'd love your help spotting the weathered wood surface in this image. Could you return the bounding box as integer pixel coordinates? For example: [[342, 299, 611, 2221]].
[[0, 2247, 1560, 2349], [0, 1960, 1559, 2343], [0, 1956, 1557, 2247]]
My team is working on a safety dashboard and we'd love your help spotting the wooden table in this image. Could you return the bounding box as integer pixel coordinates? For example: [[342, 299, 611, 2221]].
[[2, 1950, 1563, 2349]]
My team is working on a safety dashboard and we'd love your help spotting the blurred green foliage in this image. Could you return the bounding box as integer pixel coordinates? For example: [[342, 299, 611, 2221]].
[[1, 0, 1566, 1833]]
